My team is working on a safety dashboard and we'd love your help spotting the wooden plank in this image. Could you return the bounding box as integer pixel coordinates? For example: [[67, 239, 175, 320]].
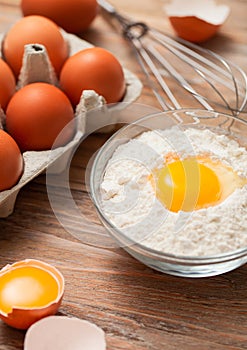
[[0, 0, 247, 349]]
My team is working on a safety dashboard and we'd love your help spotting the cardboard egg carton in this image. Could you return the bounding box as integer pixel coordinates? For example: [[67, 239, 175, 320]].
[[0, 30, 142, 217]]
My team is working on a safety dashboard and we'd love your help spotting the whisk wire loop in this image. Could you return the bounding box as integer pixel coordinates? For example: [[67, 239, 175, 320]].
[[98, 0, 247, 116]]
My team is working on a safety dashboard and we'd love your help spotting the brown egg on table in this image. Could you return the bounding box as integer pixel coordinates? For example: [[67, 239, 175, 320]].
[[60, 47, 126, 107], [5, 82, 75, 152], [164, 0, 230, 43], [0, 58, 16, 111], [21, 0, 99, 34], [0, 259, 64, 330], [2, 15, 69, 78], [0, 129, 23, 191]]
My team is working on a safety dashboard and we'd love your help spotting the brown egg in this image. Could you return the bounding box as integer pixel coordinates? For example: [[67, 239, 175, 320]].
[[60, 47, 126, 107], [2, 15, 68, 78], [21, 0, 98, 34], [0, 129, 23, 191], [0, 58, 16, 111], [6, 83, 75, 152]]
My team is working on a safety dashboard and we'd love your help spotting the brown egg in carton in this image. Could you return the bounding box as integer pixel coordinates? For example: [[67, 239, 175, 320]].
[[0, 30, 143, 218]]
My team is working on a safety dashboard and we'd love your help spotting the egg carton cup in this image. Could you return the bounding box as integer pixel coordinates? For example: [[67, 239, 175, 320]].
[[0, 30, 142, 217]]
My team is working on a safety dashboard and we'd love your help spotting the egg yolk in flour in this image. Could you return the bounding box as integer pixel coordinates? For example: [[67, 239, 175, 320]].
[[151, 154, 246, 212]]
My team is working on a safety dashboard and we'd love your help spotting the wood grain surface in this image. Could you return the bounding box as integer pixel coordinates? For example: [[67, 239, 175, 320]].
[[0, 0, 247, 349]]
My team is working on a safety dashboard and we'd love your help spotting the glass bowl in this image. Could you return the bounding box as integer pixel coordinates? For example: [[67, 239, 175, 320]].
[[90, 109, 247, 277]]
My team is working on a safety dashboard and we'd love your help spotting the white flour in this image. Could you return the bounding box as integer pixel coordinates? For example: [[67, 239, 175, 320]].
[[100, 127, 247, 256]]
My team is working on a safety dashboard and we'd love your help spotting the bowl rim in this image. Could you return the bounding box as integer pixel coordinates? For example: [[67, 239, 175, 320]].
[[90, 108, 247, 263]]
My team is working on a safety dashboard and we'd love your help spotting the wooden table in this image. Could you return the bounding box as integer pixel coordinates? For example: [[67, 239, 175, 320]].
[[0, 1, 247, 349]]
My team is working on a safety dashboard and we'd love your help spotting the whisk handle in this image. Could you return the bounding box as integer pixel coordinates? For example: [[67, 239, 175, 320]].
[[98, 0, 149, 39], [97, 0, 117, 15]]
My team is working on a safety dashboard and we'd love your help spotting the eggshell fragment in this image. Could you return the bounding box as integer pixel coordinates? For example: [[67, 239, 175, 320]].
[[24, 316, 106, 350], [164, 0, 230, 42], [0, 259, 64, 330]]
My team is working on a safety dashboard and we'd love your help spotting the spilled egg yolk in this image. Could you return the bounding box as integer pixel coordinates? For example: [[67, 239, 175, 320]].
[[151, 155, 246, 212], [0, 266, 59, 314]]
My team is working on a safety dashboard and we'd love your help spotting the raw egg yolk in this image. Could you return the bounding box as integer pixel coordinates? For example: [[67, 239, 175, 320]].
[[153, 157, 222, 212], [0, 266, 59, 314], [152, 155, 247, 212]]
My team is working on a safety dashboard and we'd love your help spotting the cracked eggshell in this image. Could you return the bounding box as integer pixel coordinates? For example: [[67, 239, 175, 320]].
[[0, 259, 64, 330], [24, 316, 106, 350], [0, 29, 142, 217], [164, 0, 230, 43]]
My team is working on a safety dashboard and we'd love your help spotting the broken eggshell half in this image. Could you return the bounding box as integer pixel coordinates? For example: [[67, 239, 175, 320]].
[[0, 259, 64, 330], [164, 0, 230, 43], [24, 316, 106, 350]]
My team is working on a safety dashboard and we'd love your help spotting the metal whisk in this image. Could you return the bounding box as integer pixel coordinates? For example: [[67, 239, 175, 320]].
[[98, 0, 247, 116]]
